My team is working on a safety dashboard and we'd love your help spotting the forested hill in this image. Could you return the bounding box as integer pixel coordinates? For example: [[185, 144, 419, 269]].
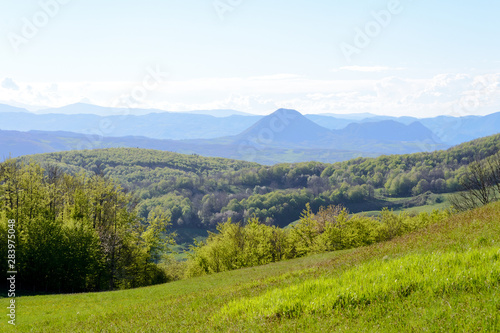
[[20, 133, 500, 229], [23, 148, 260, 178]]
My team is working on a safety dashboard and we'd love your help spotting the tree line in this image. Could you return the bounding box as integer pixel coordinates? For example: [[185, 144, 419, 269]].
[[184, 145, 500, 277], [3, 133, 498, 292], [23, 134, 500, 230], [184, 205, 452, 277], [0, 159, 175, 294]]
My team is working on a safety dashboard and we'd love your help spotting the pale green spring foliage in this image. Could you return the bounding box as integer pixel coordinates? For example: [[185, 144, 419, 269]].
[[185, 217, 288, 276], [0, 159, 176, 292], [186, 204, 451, 277]]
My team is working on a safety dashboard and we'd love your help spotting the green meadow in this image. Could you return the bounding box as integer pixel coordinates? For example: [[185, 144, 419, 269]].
[[3, 201, 499, 332]]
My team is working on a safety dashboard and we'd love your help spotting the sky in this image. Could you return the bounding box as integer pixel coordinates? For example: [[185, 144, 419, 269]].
[[1, 0, 499, 117]]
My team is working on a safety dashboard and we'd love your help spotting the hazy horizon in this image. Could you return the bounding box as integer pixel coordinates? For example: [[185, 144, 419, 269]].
[[2, 101, 500, 119], [1, 1, 499, 117]]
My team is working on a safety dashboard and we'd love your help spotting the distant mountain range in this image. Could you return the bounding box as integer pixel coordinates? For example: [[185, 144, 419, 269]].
[[35, 103, 252, 118], [0, 103, 261, 140], [0, 103, 499, 164], [184, 109, 255, 117]]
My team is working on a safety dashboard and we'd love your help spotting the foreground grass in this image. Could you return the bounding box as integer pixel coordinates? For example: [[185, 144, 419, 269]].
[[218, 248, 500, 320], [4, 202, 500, 332]]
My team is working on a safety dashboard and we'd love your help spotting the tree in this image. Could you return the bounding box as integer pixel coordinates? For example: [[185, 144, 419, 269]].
[[142, 208, 175, 263], [450, 153, 500, 211], [0, 159, 177, 294], [412, 179, 430, 196], [487, 152, 500, 195]]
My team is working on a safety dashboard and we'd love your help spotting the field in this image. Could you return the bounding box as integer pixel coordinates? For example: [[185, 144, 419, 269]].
[[4, 202, 500, 332], [360, 193, 452, 216]]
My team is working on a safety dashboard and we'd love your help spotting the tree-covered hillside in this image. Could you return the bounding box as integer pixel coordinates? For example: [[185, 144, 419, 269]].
[[0, 159, 177, 294], [21, 134, 500, 229]]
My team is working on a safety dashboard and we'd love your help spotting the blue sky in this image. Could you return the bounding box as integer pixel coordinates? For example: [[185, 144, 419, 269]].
[[1, 0, 499, 116]]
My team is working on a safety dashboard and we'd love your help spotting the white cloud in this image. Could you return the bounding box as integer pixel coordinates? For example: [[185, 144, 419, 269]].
[[335, 66, 405, 73], [248, 74, 301, 81], [1, 78, 19, 90], [2, 73, 499, 117]]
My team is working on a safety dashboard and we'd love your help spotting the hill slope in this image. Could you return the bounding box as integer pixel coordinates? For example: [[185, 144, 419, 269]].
[[19, 133, 500, 229], [10, 202, 500, 332], [0, 118, 407, 165], [335, 120, 436, 142]]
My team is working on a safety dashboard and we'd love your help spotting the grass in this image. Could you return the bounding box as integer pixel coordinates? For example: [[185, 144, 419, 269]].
[[361, 193, 452, 216], [217, 248, 500, 320], [3, 202, 500, 332]]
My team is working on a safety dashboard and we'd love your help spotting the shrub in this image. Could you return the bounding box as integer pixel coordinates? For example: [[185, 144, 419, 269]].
[[185, 204, 452, 277]]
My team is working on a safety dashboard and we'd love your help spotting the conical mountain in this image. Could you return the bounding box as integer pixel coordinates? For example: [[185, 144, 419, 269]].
[[233, 108, 335, 147]]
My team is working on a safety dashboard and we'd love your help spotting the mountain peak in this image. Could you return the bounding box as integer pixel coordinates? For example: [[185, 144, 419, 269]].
[[270, 108, 302, 117], [233, 108, 334, 147]]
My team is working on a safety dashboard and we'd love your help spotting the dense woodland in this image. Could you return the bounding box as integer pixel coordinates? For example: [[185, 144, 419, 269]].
[[1, 133, 499, 292], [23, 133, 500, 230], [0, 159, 175, 293]]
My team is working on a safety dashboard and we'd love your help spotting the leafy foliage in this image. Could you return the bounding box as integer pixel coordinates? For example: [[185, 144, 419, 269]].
[[185, 204, 451, 277], [21, 133, 500, 231], [0, 159, 175, 294]]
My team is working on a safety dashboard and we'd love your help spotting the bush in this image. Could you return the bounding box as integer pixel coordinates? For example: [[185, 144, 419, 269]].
[[185, 218, 287, 276], [185, 204, 452, 277]]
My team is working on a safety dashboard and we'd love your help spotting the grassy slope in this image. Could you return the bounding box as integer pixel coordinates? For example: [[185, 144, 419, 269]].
[[361, 193, 452, 216], [5, 202, 500, 332]]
